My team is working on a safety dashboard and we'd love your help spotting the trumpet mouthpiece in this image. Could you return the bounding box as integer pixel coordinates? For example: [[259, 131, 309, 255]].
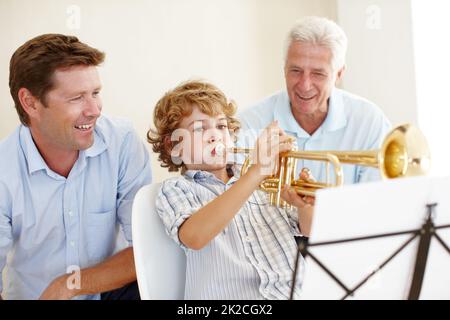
[[214, 143, 226, 157]]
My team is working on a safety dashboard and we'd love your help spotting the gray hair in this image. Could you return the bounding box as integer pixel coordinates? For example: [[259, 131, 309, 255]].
[[284, 16, 348, 71]]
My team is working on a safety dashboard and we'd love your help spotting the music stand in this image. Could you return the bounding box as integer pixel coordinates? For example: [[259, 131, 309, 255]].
[[290, 175, 450, 300]]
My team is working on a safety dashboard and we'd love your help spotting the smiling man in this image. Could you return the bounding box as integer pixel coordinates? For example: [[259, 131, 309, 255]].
[[239, 16, 391, 188], [0, 34, 151, 299]]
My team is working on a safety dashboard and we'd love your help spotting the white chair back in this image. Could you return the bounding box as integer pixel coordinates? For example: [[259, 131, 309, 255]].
[[132, 183, 186, 299]]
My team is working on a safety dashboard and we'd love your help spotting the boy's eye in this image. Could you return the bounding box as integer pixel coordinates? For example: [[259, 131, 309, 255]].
[[217, 124, 228, 130]]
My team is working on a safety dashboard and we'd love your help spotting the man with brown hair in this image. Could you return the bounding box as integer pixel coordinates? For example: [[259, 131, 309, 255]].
[[0, 34, 151, 299]]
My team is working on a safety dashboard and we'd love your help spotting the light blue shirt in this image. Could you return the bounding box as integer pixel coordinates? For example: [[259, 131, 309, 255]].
[[0, 115, 152, 300], [156, 169, 305, 300], [238, 88, 392, 184]]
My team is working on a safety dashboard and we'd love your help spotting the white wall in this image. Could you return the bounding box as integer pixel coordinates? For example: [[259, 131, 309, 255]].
[[337, 0, 418, 126], [411, 0, 450, 176], [0, 0, 336, 182]]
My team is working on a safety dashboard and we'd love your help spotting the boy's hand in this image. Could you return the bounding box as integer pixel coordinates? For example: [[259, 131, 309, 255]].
[[281, 168, 316, 208], [281, 186, 315, 237], [252, 121, 294, 179], [281, 168, 315, 237], [280, 168, 316, 237], [281, 186, 315, 208]]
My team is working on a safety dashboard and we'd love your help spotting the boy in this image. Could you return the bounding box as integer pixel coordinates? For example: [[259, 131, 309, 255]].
[[148, 80, 313, 299]]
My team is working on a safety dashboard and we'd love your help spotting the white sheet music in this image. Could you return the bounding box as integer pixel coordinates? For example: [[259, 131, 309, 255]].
[[300, 175, 450, 300]]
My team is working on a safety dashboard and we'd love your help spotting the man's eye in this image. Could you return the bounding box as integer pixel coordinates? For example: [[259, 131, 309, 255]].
[[70, 96, 83, 102], [93, 91, 100, 97]]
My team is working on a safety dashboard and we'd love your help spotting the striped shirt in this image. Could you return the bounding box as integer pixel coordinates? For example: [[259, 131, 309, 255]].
[[156, 169, 305, 300]]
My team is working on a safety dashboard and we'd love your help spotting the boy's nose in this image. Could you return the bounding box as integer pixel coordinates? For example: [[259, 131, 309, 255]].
[[207, 133, 222, 144]]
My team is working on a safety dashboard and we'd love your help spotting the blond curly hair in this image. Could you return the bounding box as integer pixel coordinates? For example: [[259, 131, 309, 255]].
[[147, 80, 241, 172]]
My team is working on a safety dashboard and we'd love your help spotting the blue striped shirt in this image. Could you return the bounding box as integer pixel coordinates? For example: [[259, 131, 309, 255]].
[[0, 115, 152, 299], [156, 169, 305, 300]]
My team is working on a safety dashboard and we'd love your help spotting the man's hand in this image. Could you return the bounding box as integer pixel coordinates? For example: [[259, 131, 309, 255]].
[[39, 247, 136, 299], [39, 274, 77, 300]]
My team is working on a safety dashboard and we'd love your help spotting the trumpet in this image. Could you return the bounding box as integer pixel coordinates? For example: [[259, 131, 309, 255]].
[[219, 124, 431, 208]]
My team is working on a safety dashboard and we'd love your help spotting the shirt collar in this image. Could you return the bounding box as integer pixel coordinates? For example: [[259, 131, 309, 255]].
[[20, 126, 108, 175], [273, 88, 347, 138], [321, 87, 347, 132], [273, 91, 309, 137], [84, 129, 107, 158], [20, 126, 48, 175], [184, 166, 239, 184]]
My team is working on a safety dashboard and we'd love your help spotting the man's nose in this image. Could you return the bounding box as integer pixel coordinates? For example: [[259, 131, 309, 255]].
[[83, 96, 101, 118], [298, 74, 313, 92]]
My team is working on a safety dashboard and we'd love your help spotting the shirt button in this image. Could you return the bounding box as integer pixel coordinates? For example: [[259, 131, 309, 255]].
[[68, 211, 73, 217], [245, 236, 252, 242], [70, 241, 75, 247]]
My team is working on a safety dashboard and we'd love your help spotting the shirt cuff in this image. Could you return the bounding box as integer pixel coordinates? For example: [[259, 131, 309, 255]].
[[165, 209, 199, 253], [286, 207, 302, 237]]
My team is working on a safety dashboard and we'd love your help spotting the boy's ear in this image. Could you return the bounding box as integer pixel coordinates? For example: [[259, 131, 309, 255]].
[[165, 135, 184, 166], [230, 128, 239, 143], [163, 135, 174, 154], [164, 135, 183, 157]]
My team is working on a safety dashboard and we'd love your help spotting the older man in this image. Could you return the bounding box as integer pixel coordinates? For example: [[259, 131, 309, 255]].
[[239, 16, 391, 187], [0, 34, 151, 299]]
